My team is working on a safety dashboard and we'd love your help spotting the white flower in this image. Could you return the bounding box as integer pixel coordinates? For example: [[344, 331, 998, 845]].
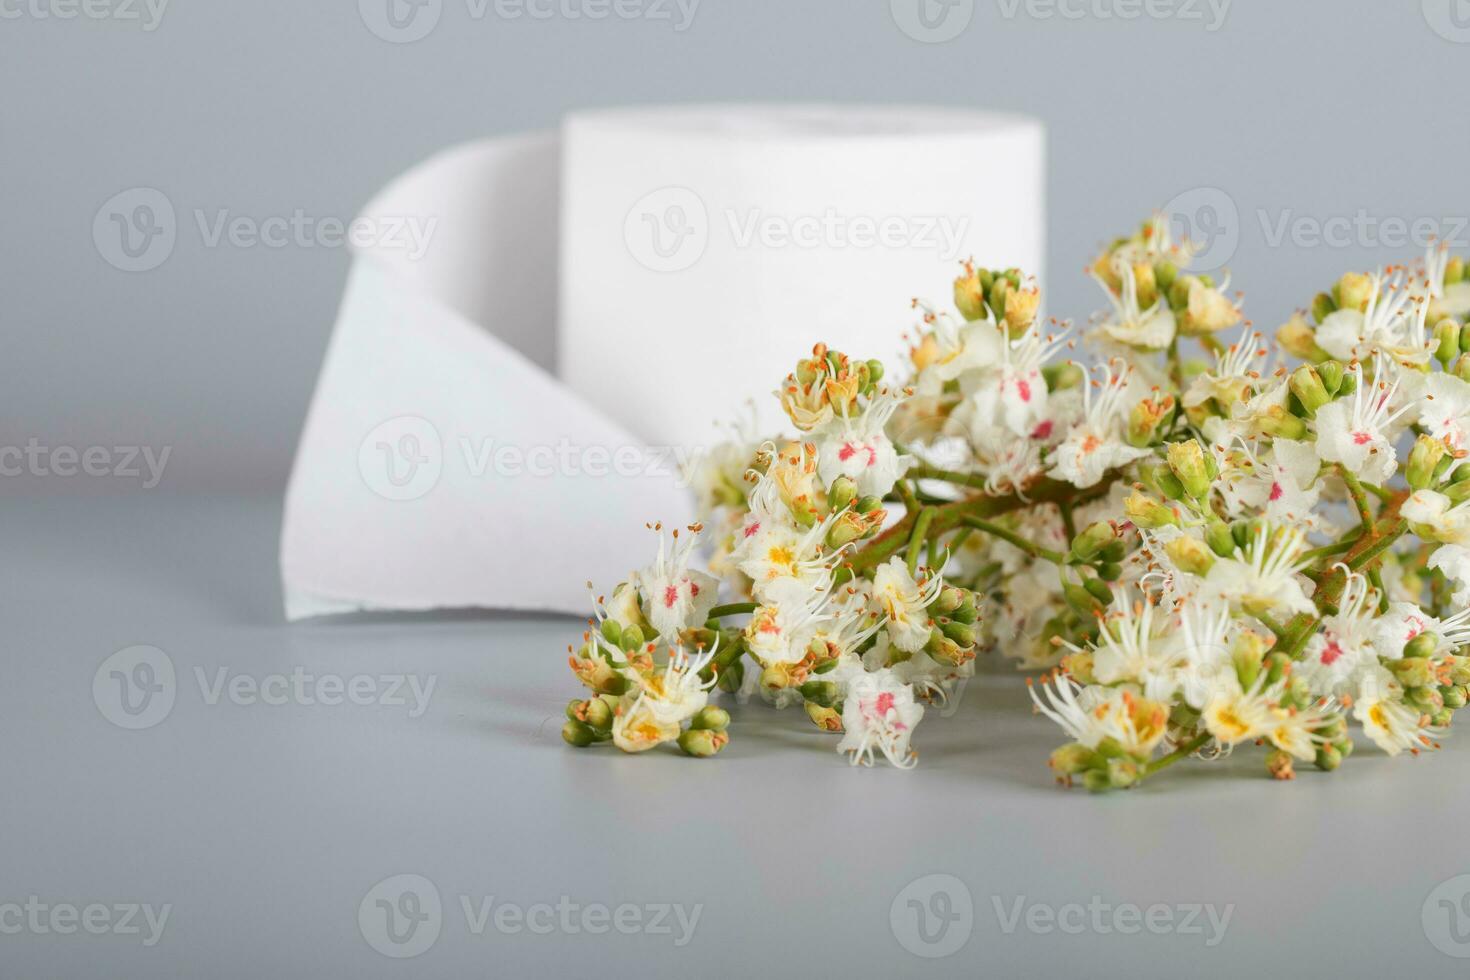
[[1312, 358, 1411, 484], [1203, 524, 1315, 618], [638, 525, 720, 639], [1047, 362, 1153, 488], [1428, 544, 1470, 607], [1418, 374, 1470, 455], [1315, 270, 1431, 366], [836, 669, 924, 768], [733, 508, 835, 604], [1402, 490, 1470, 546], [1297, 570, 1380, 698], [1371, 601, 1439, 659], [1425, 242, 1470, 320], [815, 390, 913, 499], [908, 302, 1004, 394], [1027, 673, 1169, 757], [743, 587, 832, 665], [1265, 699, 1340, 762], [965, 325, 1069, 439], [1200, 674, 1281, 748], [1092, 256, 1176, 350], [1088, 590, 1184, 703], [1354, 671, 1437, 757], [871, 557, 943, 653], [1183, 331, 1267, 413], [609, 641, 719, 752], [1174, 599, 1236, 711]]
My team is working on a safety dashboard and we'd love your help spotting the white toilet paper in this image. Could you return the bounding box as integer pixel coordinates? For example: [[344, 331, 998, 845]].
[[280, 105, 1044, 620]]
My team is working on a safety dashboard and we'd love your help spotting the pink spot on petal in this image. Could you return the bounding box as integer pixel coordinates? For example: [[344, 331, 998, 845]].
[[744, 522, 761, 539], [663, 585, 679, 609], [1352, 432, 1372, 446], [1269, 482, 1283, 502], [1030, 420, 1054, 440]]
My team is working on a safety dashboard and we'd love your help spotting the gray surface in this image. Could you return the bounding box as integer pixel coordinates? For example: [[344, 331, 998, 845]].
[[5, 0, 1470, 490], [6, 492, 1470, 977]]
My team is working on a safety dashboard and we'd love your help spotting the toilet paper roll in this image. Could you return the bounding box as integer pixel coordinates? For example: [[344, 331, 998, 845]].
[[280, 105, 1044, 620]]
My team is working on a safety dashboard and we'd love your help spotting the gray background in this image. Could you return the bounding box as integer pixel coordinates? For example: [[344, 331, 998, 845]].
[[4, 0, 1468, 491], [8, 2, 1470, 977]]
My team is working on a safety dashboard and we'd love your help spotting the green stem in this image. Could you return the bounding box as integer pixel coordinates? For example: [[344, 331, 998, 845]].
[[907, 507, 937, 576], [908, 464, 991, 491], [707, 602, 757, 620], [961, 516, 1066, 565], [1338, 466, 1375, 531], [1144, 731, 1210, 777]]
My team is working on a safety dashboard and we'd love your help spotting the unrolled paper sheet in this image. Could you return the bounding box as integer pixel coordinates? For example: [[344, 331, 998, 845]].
[[280, 105, 1045, 619]]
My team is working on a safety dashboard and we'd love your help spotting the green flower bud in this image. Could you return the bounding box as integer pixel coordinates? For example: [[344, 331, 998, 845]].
[[1317, 359, 1345, 395], [1083, 576, 1114, 605], [585, 697, 614, 730], [1105, 757, 1141, 789], [562, 720, 595, 747], [932, 586, 964, 616], [855, 495, 884, 515], [1071, 521, 1117, 561], [1082, 768, 1114, 792], [867, 359, 885, 386], [600, 619, 622, 646], [689, 706, 730, 731], [1389, 657, 1434, 689], [1258, 405, 1309, 440], [1100, 540, 1128, 563], [1313, 743, 1342, 772], [717, 658, 745, 693], [1311, 292, 1337, 325], [799, 680, 840, 708], [938, 618, 976, 648], [805, 701, 843, 731], [1337, 272, 1373, 312], [1166, 440, 1213, 499], [1063, 581, 1103, 616], [1432, 707, 1456, 728], [1335, 737, 1354, 759], [1043, 362, 1085, 392], [566, 699, 587, 722], [619, 624, 645, 652], [1165, 536, 1216, 576], [1450, 656, 1470, 686], [1462, 322, 1470, 353], [1049, 743, 1099, 776], [1205, 522, 1236, 558], [828, 475, 858, 512], [1456, 354, 1470, 383], [1404, 632, 1440, 659], [1288, 365, 1331, 418], [1124, 491, 1180, 530], [1448, 255, 1466, 285], [1441, 685, 1468, 710], [926, 631, 969, 667], [678, 727, 728, 758], [1435, 319, 1463, 366], [1154, 260, 1178, 296], [1408, 435, 1449, 491], [954, 264, 988, 321]]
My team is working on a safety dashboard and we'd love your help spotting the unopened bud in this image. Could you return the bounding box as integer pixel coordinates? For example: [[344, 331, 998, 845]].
[[1442, 685, 1469, 710], [1166, 440, 1213, 499], [1435, 319, 1463, 366], [1408, 436, 1449, 491], [1288, 365, 1331, 418], [1165, 536, 1216, 576], [1083, 576, 1114, 605], [1071, 521, 1117, 560], [828, 475, 858, 512], [1336, 272, 1373, 312], [1389, 657, 1434, 689], [799, 680, 840, 707], [1310, 293, 1337, 326], [1125, 491, 1180, 529], [1404, 632, 1440, 659], [678, 727, 728, 758], [1317, 359, 1345, 395], [805, 701, 843, 732], [1049, 743, 1099, 776], [584, 697, 614, 729], [691, 705, 730, 731], [954, 263, 988, 321], [1258, 405, 1309, 440], [562, 720, 595, 748], [1279, 312, 1326, 360], [1004, 285, 1041, 333], [826, 509, 872, 548], [1313, 743, 1342, 771], [938, 617, 976, 648]]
